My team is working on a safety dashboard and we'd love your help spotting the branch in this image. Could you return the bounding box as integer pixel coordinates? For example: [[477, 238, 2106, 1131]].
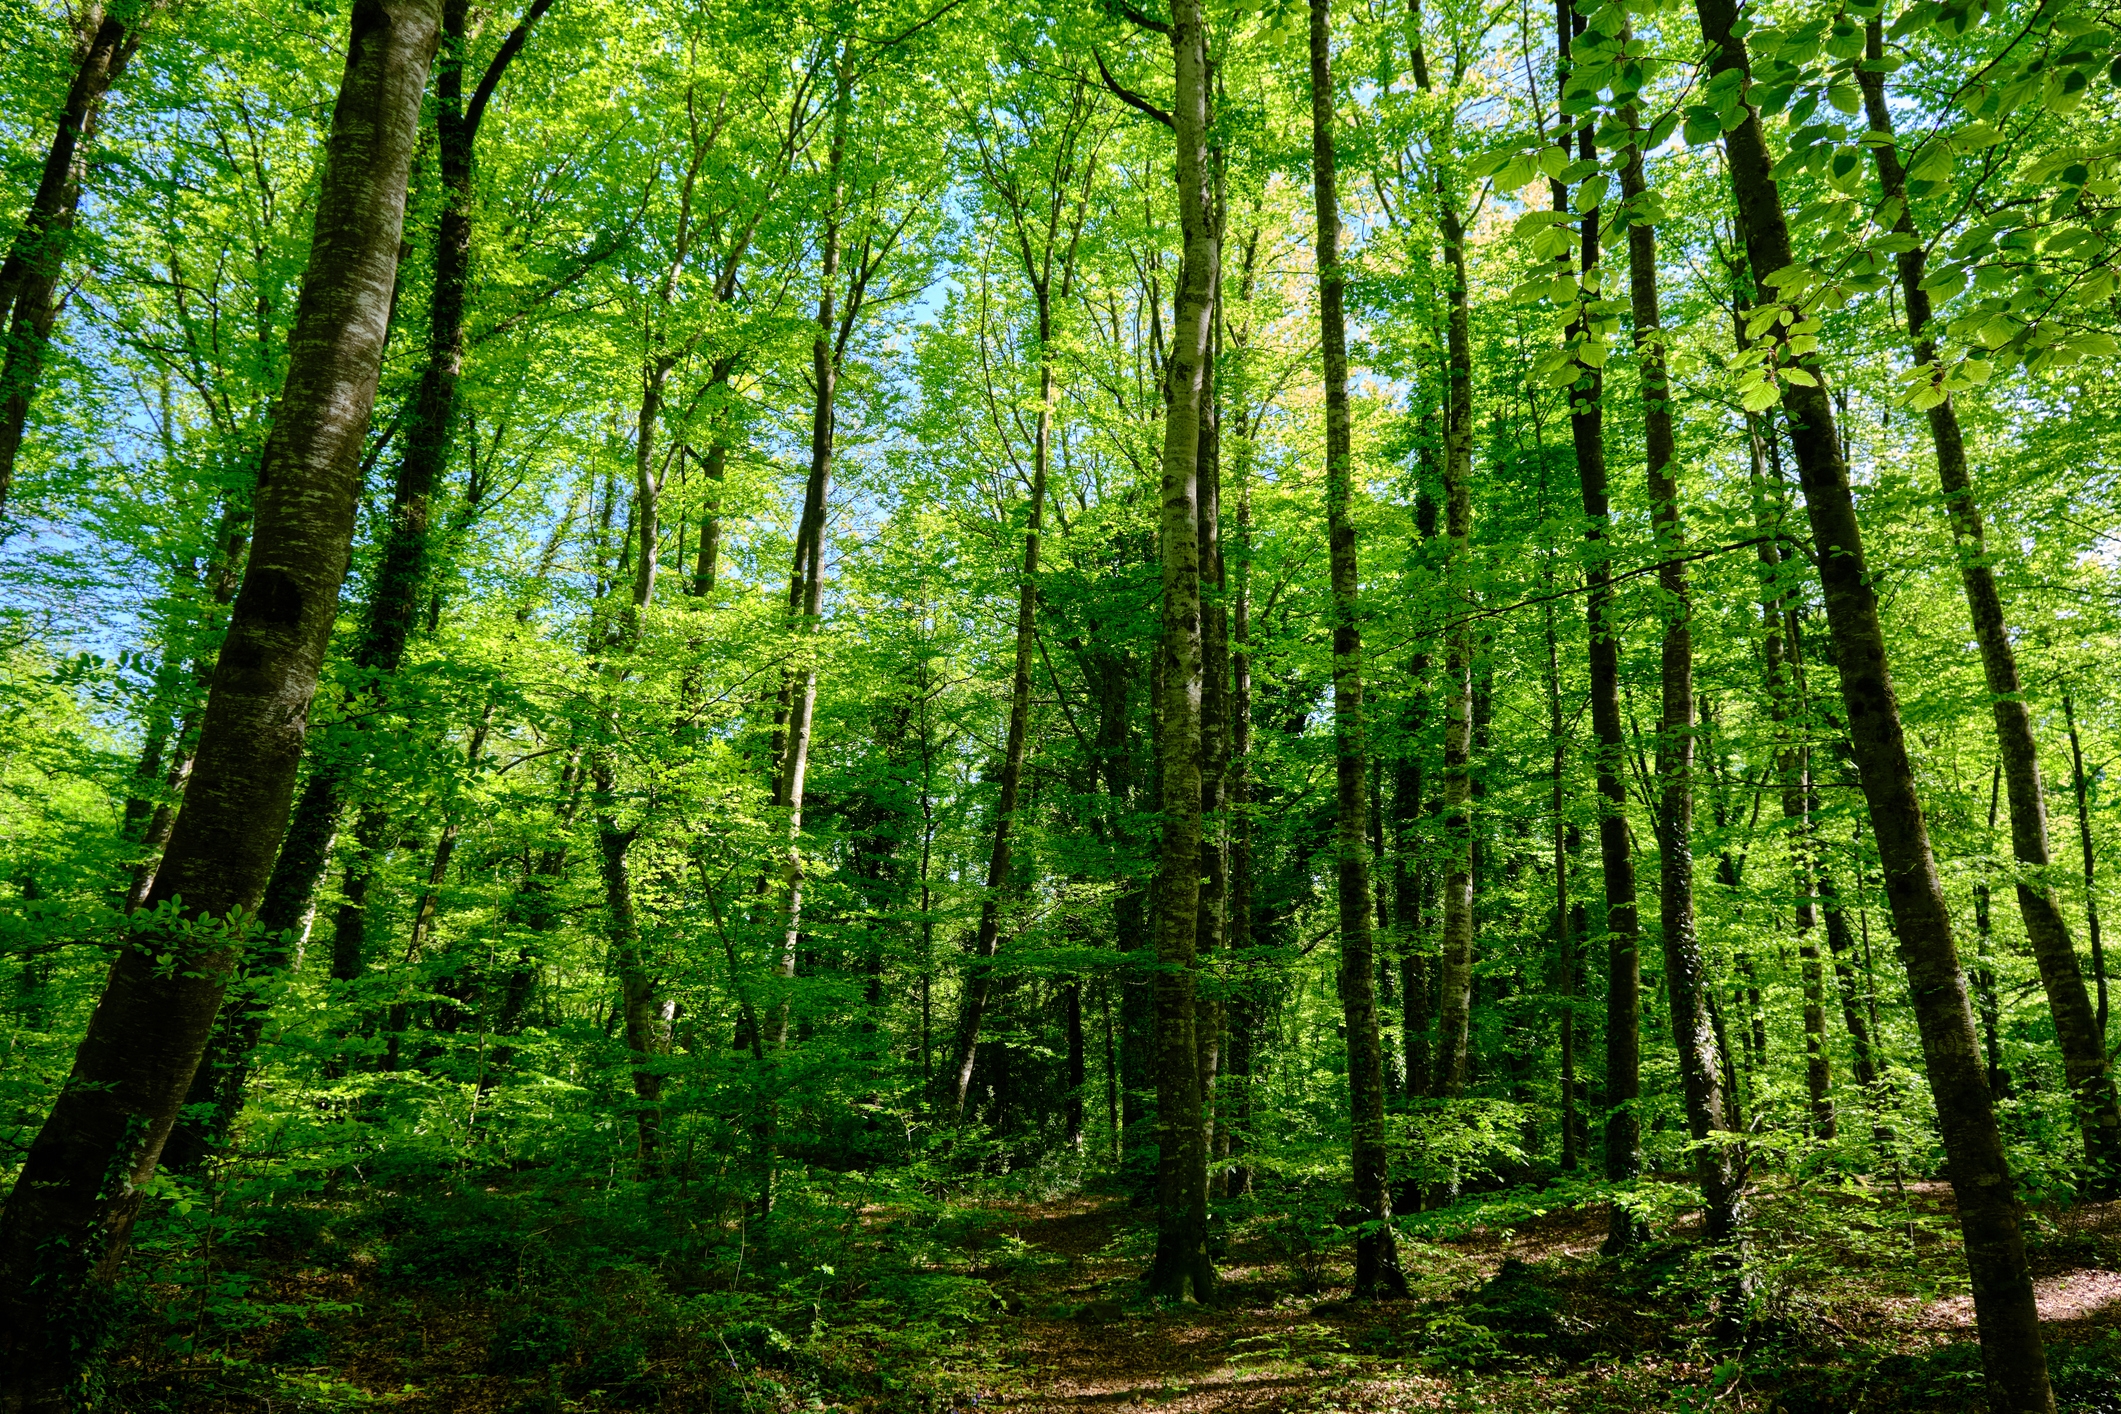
[[465, 0, 560, 146], [1093, 49, 1172, 129], [1103, 0, 1172, 35]]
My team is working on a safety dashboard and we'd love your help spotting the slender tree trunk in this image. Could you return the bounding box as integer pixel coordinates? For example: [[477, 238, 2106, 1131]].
[[1145, 0, 1216, 1303], [1549, 63, 1641, 1259], [1745, 404, 1837, 1136], [1694, 0, 2050, 1401], [1432, 209, 1475, 1107], [1974, 762, 2011, 1096], [1397, 656, 1433, 1104], [1858, 22, 2121, 1199], [690, 358, 736, 596], [385, 701, 492, 1068], [951, 283, 1057, 1113], [1404, 8, 1470, 1120], [1311, 0, 1404, 1296], [1546, 600, 1575, 1172], [1194, 313, 1228, 1182], [1226, 467, 1256, 1199], [597, 787, 668, 1167], [0, 9, 440, 1405], [0, 1, 162, 517], [1616, 79, 1741, 1243], [2066, 693, 2109, 1047], [755, 57, 854, 1213]]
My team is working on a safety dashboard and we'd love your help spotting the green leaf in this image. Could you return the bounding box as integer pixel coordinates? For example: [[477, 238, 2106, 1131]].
[[1781, 366, 1819, 386], [1495, 155, 1538, 191], [1906, 143, 1952, 183], [1537, 145, 1570, 178]]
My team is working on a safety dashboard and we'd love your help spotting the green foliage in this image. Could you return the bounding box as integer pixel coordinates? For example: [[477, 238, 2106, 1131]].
[[4, 0, 2121, 1403]]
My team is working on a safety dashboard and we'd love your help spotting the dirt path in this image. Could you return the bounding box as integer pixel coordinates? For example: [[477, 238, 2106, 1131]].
[[958, 1195, 1547, 1412]]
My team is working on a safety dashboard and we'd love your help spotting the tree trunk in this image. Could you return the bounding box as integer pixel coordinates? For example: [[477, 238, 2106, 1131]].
[[1616, 87, 1741, 1243], [2066, 693, 2109, 1048], [1973, 763, 2011, 1096], [1550, 618, 1575, 1173], [1744, 403, 1837, 1136], [1195, 355, 1229, 1182], [1432, 204, 1475, 1108], [172, 0, 555, 1161], [950, 174, 1078, 1109], [1311, 0, 1405, 1297], [1694, 0, 2050, 1401], [384, 701, 493, 1068], [1553, 82, 1641, 1262], [1226, 464, 1257, 1199], [1145, 0, 1216, 1304], [755, 56, 855, 1213], [0, 7, 440, 1405], [1858, 21, 2121, 1200], [0, 1, 161, 517], [690, 358, 736, 596], [596, 788, 668, 1167]]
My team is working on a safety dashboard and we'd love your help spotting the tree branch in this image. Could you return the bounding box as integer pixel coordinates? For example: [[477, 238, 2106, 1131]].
[[1093, 49, 1173, 129]]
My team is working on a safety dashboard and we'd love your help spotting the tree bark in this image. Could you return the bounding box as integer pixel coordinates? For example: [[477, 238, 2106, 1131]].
[[1545, 601, 1574, 1172], [1146, 0, 1216, 1303], [1432, 205, 1476, 1107], [1311, 0, 1405, 1297], [1973, 763, 2011, 1096], [1744, 402, 1836, 1136], [1858, 21, 2121, 1199], [1226, 451, 1257, 1199], [0, 7, 440, 1405], [170, 0, 555, 1164], [0, 1, 162, 518], [1694, 0, 2050, 1401], [1616, 84, 1740, 1244], [2066, 693, 2109, 1049], [1549, 59, 1641, 1260]]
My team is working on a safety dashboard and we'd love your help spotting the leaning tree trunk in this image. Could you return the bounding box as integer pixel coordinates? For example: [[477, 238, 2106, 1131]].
[[0, 1, 163, 516], [1311, 0, 1406, 1298], [1145, 0, 1218, 1305], [1694, 0, 2050, 1402], [0, 8, 439, 1407], [1615, 81, 1741, 1245], [165, 0, 556, 1171], [1857, 20, 2121, 1200]]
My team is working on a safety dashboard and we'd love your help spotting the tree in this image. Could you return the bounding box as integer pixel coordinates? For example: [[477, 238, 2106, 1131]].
[[0, 3, 442, 1403], [1689, 0, 2051, 1400]]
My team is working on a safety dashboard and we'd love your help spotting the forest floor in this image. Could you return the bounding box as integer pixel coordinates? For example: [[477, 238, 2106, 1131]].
[[101, 1175, 2121, 1413], [963, 1187, 2121, 1412]]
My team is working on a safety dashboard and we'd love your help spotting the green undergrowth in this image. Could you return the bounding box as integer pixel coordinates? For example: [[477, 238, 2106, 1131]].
[[102, 1157, 1032, 1413]]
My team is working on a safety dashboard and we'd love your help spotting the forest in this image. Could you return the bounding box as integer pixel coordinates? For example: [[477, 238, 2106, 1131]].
[[4, 0, 2121, 1409]]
